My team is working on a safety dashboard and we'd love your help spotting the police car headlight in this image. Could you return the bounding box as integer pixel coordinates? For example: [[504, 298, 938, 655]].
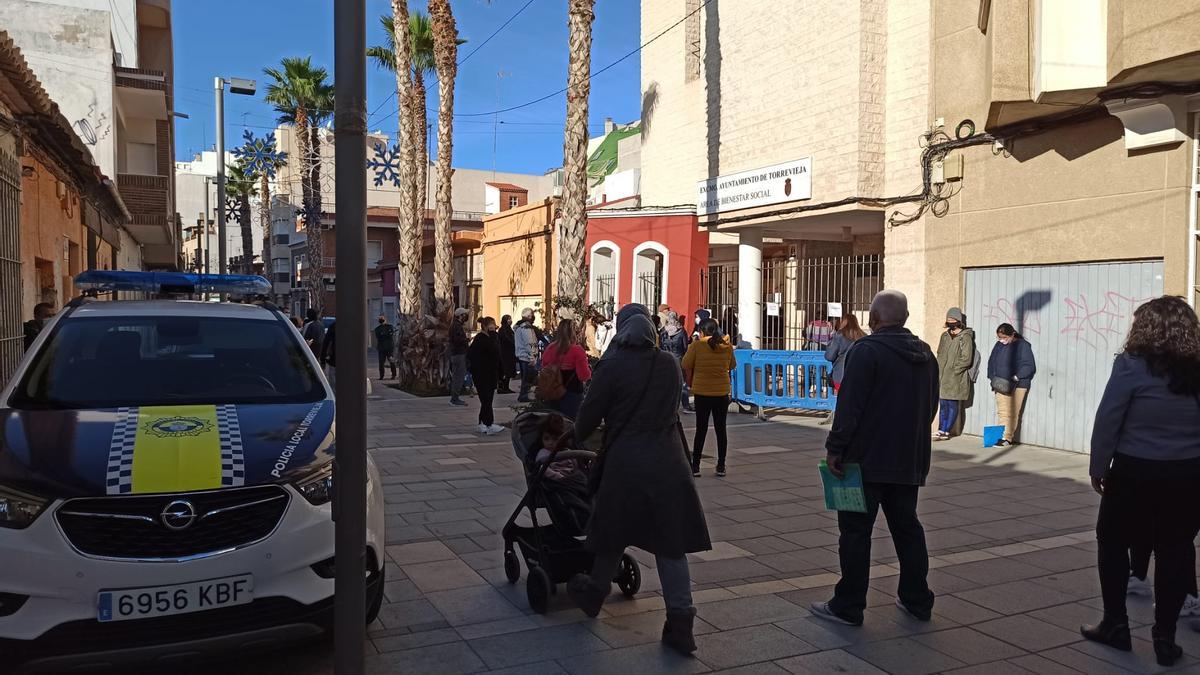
[[294, 465, 334, 506], [0, 484, 48, 529]]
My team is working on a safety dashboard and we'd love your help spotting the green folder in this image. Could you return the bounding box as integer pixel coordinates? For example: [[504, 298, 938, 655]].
[[819, 460, 868, 513]]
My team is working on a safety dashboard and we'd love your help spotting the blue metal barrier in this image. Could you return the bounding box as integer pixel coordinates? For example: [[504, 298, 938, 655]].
[[731, 349, 836, 415]]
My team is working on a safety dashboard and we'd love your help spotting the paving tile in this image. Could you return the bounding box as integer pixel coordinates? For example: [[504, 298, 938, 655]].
[[375, 598, 445, 631], [1006, 654, 1088, 674], [585, 609, 717, 648], [696, 595, 810, 630], [559, 642, 711, 675], [365, 642, 484, 675], [938, 557, 1049, 586], [774, 648, 888, 674], [689, 541, 754, 562], [403, 558, 488, 593], [910, 626, 1026, 664], [922, 595, 1002, 625], [688, 557, 780, 585], [383, 579, 423, 603], [711, 664, 789, 675], [469, 623, 609, 669], [972, 614, 1083, 651], [845, 636, 966, 675], [386, 540, 458, 565], [955, 579, 1076, 615], [372, 627, 461, 653], [1037, 644, 1163, 675], [487, 663, 569, 675], [941, 660, 1043, 674], [773, 617, 854, 650], [425, 584, 525, 626], [693, 625, 818, 670]]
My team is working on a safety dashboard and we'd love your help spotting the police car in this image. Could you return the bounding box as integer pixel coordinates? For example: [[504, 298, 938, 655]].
[[0, 272, 386, 669]]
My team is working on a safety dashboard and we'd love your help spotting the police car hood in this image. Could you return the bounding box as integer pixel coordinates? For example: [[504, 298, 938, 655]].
[[0, 401, 334, 499]]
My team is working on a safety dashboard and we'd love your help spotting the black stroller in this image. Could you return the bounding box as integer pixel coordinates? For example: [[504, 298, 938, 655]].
[[501, 410, 641, 613]]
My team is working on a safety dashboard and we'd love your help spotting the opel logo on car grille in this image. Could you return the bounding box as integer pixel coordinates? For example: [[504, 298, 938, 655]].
[[160, 500, 197, 531]]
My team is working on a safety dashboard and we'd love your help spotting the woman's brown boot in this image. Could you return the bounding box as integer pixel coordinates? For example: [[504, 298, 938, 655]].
[[662, 607, 697, 655]]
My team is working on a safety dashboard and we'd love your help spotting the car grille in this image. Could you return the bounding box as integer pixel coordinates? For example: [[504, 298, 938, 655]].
[[56, 485, 290, 560]]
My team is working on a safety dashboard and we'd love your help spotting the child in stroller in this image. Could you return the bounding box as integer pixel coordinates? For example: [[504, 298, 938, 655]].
[[501, 410, 641, 613]]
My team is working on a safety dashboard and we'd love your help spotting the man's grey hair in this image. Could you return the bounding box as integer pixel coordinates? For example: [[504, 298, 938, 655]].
[[521, 307, 534, 320], [870, 290, 909, 328]]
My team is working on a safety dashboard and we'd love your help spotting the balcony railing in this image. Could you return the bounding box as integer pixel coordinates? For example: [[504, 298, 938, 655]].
[[115, 66, 168, 92]]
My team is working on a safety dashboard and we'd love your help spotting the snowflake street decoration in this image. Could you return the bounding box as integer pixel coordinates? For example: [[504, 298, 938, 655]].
[[232, 129, 288, 178], [366, 142, 401, 187], [223, 196, 241, 223], [297, 203, 326, 226]]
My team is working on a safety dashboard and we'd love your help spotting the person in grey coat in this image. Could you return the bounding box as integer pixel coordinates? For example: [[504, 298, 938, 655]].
[[567, 304, 712, 655]]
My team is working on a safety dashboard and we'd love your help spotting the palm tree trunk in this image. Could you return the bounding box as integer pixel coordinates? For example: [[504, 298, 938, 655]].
[[413, 70, 429, 255], [239, 197, 254, 274], [391, 0, 421, 322], [429, 0, 458, 317], [295, 108, 323, 316], [557, 0, 596, 323]]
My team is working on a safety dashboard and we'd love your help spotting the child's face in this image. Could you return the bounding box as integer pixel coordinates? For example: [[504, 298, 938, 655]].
[[542, 432, 558, 451]]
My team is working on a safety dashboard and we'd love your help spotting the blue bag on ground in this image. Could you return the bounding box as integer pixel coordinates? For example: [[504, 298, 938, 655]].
[[819, 460, 868, 513]]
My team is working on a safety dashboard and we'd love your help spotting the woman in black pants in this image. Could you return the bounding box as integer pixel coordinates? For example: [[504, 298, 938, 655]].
[[468, 317, 504, 435], [682, 319, 737, 477], [1082, 296, 1200, 666]]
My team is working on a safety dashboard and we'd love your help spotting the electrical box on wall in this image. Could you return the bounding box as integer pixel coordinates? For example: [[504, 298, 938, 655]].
[[932, 155, 964, 184]]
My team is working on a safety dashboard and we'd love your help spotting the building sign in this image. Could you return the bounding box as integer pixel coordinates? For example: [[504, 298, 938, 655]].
[[696, 157, 812, 216]]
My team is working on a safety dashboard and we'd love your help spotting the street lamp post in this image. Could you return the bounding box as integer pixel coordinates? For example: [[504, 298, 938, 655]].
[[214, 76, 257, 278]]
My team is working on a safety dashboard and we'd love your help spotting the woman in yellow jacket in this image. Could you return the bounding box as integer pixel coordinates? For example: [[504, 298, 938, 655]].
[[682, 318, 737, 477]]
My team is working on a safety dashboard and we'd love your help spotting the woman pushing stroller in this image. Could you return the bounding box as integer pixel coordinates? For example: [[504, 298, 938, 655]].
[[566, 304, 711, 655]]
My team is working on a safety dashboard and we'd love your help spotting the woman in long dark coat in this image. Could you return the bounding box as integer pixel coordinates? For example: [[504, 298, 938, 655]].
[[497, 314, 517, 394], [467, 317, 504, 435], [568, 304, 711, 655]]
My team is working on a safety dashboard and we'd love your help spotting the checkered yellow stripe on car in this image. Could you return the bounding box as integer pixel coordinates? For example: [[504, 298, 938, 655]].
[[104, 405, 243, 495]]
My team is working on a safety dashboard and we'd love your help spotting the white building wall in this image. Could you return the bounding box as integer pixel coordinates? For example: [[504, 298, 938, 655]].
[[0, 2, 119, 179]]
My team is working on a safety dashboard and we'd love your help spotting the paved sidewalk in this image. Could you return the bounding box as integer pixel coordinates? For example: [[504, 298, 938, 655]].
[[273, 384, 1200, 674]]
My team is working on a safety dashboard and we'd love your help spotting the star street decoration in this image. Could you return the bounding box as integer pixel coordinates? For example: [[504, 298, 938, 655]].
[[366, 142, 401, 187], [232, 130, 288, 178]]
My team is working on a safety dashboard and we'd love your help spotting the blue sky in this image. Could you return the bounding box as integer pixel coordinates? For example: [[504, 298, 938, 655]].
[[172, 0, 642, 176]]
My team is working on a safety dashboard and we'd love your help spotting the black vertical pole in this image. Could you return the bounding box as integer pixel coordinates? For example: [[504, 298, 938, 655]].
[[333, 0, 367, 671]]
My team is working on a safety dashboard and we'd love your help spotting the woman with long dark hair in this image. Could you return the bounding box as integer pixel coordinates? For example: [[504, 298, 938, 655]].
[[1082, 296, 1200, 667], [540, 319, 592, 419], [683, 318, 737, 477], [821, 314, 866, 425], [567, 304, 710, 655], [986, 323, 1036, 446]]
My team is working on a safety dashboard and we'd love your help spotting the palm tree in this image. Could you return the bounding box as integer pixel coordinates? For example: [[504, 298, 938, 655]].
[[369, 10, 420, 322], [428, 0, 459, 316], [369, 12, 463, 317], [263, 56, 333, 314], [556, 0, 596, 323], [226, 159, 258, 274]]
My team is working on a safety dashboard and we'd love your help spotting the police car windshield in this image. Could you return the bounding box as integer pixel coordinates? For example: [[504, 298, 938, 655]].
[[10, 315, 325, 410]]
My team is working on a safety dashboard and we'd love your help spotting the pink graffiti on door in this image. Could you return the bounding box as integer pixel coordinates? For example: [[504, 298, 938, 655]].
[[1060, 292, 1153, 353], [982, 298, 1043, 335]]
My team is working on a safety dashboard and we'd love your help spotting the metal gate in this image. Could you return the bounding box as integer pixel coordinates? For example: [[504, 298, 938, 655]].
[[0, 150, 21, 386], [963, 260, 1164, 453], [700, 254, 883, 350]]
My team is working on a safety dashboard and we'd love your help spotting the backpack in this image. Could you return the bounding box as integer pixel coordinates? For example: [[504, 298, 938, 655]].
[[967, 346, 982, 383], [536, 364, 566, 402]]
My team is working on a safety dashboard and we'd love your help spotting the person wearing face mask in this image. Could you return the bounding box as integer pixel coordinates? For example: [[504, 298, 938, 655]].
[[468, 317, 505, 435], [934, 308, 976, 440], [986, 323, 1036, 446]]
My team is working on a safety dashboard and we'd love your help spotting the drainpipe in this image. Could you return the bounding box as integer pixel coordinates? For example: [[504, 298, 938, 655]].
[[1189, 111, 1199, 308]]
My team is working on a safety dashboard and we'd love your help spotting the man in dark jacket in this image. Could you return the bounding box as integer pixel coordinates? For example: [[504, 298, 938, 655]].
[[373, 315, 397, 380], [23, 303, 55, 351], [448, 308, 470, 406], [811, 289, 939, 627]]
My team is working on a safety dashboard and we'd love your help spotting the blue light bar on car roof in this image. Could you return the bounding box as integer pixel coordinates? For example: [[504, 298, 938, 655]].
[[74, 271, 272, 295]]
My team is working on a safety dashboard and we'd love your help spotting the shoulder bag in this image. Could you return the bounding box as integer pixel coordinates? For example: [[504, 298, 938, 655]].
[[990, 375, 1014, 395]]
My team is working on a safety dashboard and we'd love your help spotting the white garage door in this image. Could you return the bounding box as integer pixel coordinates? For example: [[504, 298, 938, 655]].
[[963, 260, 1164, 453]]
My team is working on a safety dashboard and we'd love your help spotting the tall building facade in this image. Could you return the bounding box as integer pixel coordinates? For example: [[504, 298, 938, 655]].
[[0, 0, 179, 270]]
